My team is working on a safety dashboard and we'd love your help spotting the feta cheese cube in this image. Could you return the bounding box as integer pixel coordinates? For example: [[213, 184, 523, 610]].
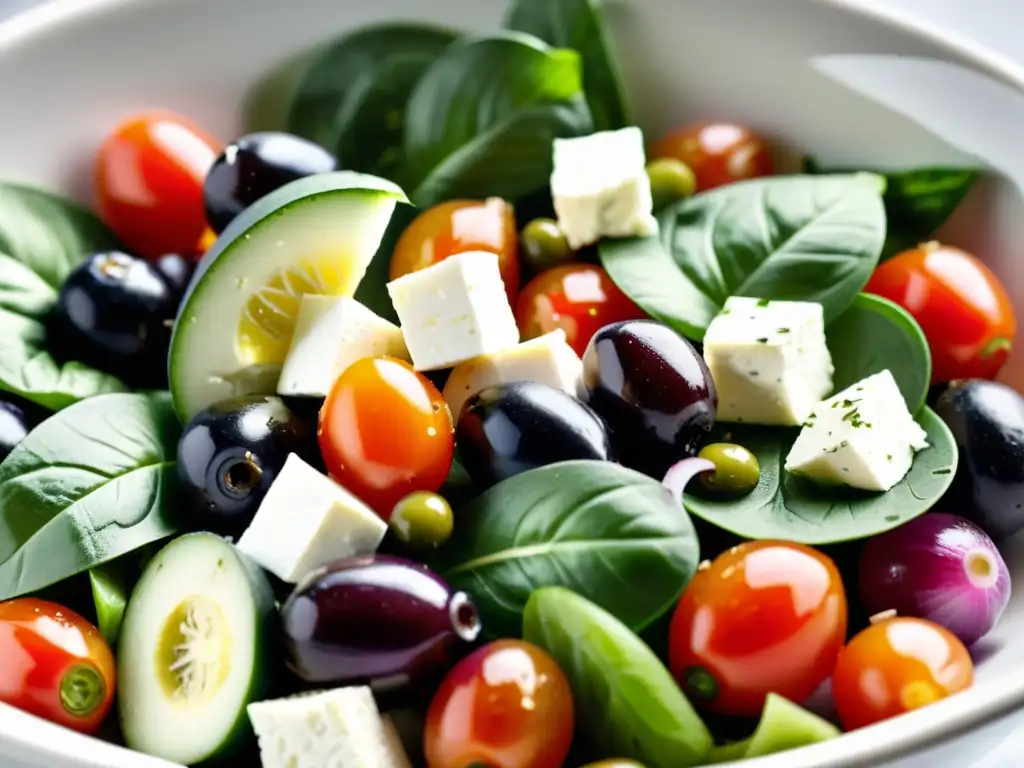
[[551, 126, 658, 249], [704, 297, 834, 426], [236, 453, 386, 583], [277, 295, 409, 398], [785, 370, 929, 492], [387, 251, 519, 371], [441, 329, 584, 421], [248, 687, 413, 768]]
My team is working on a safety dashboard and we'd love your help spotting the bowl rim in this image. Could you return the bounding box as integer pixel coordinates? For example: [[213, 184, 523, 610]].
[[1, 0, 1024, 767]]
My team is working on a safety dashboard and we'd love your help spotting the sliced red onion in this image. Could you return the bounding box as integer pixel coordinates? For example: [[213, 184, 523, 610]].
[[662, 458, 716, 505], [858, 513, 1011, 646]]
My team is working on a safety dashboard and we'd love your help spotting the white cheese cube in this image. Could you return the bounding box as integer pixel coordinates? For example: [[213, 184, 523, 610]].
[[387, 251, 519, 371], [704, 297, 834, 426], [785, 370, 929, 492], [236, 453, 386, 583], [551, 126, 658, 249], [277, 295, 409, 398], [248, 687, 413, 768], [441, 329, 584, 421]]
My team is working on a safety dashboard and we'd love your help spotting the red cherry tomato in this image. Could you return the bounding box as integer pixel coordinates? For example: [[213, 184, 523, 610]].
[[648, 122, 773, 192], [0, 598, 115, 734], [318, 356, 454, 518], [865, 242, 1017, 384], [668, 540, 847, 717], [832, 616, 973, 730], [390, 198, 521, 307], [424, 639, 574, 768], [515, 264, 646, 357], [95, 111, 222, 259]]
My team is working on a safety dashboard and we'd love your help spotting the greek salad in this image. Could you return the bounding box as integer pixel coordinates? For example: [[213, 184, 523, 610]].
[[0, 0, 1018, 767]]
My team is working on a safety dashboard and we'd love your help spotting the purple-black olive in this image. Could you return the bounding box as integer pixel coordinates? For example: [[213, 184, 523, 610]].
[[581, 319, 717, 478]]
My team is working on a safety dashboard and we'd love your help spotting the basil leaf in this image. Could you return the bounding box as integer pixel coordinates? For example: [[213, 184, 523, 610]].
[[0, 253, 57, 317], [88, 563, 129, 648], [683, 406, 956, 544], [403, 33, 593, 207], [599, 174, 886, 339], [826, 293, 931, 415], [524, 587, 713, 768], [352, 202, 418, 325], [503, 0, 629, 131], [0, 392, 180, 600], [431, 460, 700, 637]]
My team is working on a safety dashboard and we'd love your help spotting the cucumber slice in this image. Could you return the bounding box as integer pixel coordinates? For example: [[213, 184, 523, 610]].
[[169, 171, 408, 422], [117, 533, 275, 764]]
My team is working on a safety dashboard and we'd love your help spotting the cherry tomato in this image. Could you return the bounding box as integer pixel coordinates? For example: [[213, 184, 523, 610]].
[[390, 198, 521, 307], [515, 264, 646, 357], [865, 242, 1017, 384], [0, 598, 115, 734], [832, 616, 973, 730], [648, 122, 773, 192], [318, 356, 454, 518], [668, 540, 847, 717], [424, 639, 574, 768], [95, 111, 223, 259]]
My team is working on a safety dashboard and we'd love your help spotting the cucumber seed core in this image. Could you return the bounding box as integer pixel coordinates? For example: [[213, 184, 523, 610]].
[[156, 595, 232, 703]]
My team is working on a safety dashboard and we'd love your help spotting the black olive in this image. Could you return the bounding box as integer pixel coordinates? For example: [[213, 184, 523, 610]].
[[204, 131, 339, 233], [456, 381, 612, 485], [47, 251, 178, 389], [0, 398, 35, 462], [176, 395, 318, 538], [581, 319, 717, 478], [933, 379, 1024, 540], [152, 253, 197, 300]]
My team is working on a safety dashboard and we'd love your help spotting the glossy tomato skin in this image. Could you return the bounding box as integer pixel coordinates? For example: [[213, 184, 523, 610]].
[[319, 356, 454, 518], [832, 617, 973, 730], [668, 540, 847, 717], [390, 198, 521, 307], [95, 111, 222, 259], [648, 122, 773, 192], [865, 242, 1016, 384], [516, 264, 647, 357], [424, 639, 574, 768], [0, 598, 115, 734]]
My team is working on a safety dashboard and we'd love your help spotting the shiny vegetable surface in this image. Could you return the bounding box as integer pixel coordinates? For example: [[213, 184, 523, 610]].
[[390, 491, 455, 550], [520, 218, 575, 273], [648, 122, 773, 192], [695, 442, 759, 498], [646, 157, 696, 209]]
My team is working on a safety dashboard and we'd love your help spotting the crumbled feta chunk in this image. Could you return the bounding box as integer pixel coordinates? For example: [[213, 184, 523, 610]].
[[387, 251, 519, 371], [277, 295, 409, 398], [550, 126, 658, 249], [703, 297, 834, 426], [236, 453, 386, 583], [785, 370, 929, 492]]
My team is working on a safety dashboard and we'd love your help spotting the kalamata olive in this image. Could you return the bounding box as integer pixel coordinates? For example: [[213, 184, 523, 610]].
[[390, 491, 454, 550], [281, 554, 482, 699], [933, 380, 1024, 539], [0, 399, 33, 462], [456, 381, 613, 485], [581, 320, 717, 478], [696, 443, 760, 498]]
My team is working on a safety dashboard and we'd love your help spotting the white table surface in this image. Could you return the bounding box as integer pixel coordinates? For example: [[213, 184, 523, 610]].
[[0, 0, 1023, 766]]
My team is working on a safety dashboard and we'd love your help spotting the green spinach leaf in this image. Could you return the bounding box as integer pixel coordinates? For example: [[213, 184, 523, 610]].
[[0, 392, 181, 599], [403, 33, 593, 207], [683, 406, 956, 544], [352, 202, 418, 325], [503, 0, 629, 131], [523, 587, 712, 768], [599, 174, 887, 339], [430, 460, 700, 638], [89, 563, 129, 648], [708, 694, 839, 763]]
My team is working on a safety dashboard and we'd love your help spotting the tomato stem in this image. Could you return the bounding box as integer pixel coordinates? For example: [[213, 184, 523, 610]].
[[980, 337, 1012, 359], [60, 663, 106, 717], [684, 665, 719, 700]]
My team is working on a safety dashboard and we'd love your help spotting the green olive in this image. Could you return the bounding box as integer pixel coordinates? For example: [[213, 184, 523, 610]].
[[520, 217, 575, 272], [697, 442, 760, 498], [389, 491, 454, 549], [646, 157, 697, 209]]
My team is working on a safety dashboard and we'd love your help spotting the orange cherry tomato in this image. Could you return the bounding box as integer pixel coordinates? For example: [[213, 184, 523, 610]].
[[648, 122, 773, 192], [515, 264, 646, 357], [390, 198, 521, 307], [424, 639, 574, 768], [668, 540, 847, 717], [95, 111, 222, 259], [864, 242, 1017, 384], [0, 598, 115, 734], [318, 356, 454, 518], [832, 616, 973, 730]]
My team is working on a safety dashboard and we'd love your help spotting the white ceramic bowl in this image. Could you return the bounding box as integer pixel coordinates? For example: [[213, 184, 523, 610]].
[[3, 0, 1024, 766]]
